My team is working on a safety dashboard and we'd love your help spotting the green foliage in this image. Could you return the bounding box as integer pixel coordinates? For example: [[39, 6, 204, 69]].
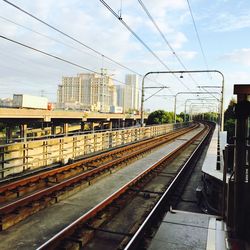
[[224, 118, 235, 143], [224, 98, 236, 121], [179, 112, 189, 122], [204, 112, 218, 121], [224, 98, 236, 142], [147, 110, 174, 125], [176, 116, 183, 123], [0, 123, 5, 132]]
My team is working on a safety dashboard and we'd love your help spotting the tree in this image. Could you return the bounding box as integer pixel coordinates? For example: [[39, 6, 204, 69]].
[[224, 98, 236, 143], [179, 112, 189, 122], [224, 98, 236, 121], [203, 112, 218, 122], [147, 110, 172, 125]]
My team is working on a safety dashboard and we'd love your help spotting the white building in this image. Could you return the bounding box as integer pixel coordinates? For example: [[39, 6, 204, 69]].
[[0, 98, 13, 107], [116, 85, 124, 108], [57, 70, 117, 112], [124, 74, 139, 112]]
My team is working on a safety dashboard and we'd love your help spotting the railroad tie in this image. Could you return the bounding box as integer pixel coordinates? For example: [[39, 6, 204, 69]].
[[83, 224, 133, 237], [129, 188, 164, 195]]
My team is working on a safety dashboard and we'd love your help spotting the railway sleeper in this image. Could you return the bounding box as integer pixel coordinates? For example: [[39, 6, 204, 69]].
[[0, 127, 199, 231], [65, 212, 120, 249], [0, 198, 56, 230], [62, 230, 94, 250], [118, 220, 147, 249], [0, 129, 185, 203], [85, 224, 133, 237], [56, 181, 89, 203], [63, 236, 84, 249], [129, 188, 164, 196], [51, 125, 207, 249], [0, 191, 18, 203], [85, 164, 97, 169]]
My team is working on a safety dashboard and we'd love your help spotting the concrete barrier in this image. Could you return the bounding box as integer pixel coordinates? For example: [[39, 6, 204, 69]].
[[0, 123, 189, 178]]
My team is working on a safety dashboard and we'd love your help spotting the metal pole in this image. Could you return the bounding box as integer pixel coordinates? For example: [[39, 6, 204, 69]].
[[185, 98, 218, 123], [184, 99, 188, 122], [174, 92, 219, 124], [221, 76, 225, 131], [140, 70, 224, 129], [140, 75, 168, 126], [174, 95, 177, 123], [140, 74, 147, 127], [189, 103, 218, 117]]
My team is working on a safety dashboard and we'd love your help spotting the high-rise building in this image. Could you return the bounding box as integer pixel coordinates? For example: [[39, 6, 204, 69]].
[[116, 85, 124, 108], [57, 70, 117, 112], [0, 98, 13, 107], [123, 74, 139, 112]]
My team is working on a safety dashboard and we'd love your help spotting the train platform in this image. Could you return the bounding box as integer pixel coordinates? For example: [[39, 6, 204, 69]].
[[202, 125, 228, 181], [148, 209, 228, 250]]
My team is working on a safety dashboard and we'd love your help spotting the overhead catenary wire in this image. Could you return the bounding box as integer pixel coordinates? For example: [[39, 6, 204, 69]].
[[1, 0, 138, 75], [0, 15, 103, 62], [0, 35, 137, 88], [0, 16, 145, 93], [138, 0, 219, 100], [100, 0, 191, 91], [1, 0, 166, 89], [138, 0, 197, 83], [186, 0, 210, 77]]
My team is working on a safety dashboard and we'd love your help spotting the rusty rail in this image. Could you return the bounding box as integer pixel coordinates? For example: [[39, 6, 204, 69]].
[[37, 124, 209, 250], [0, 124, 198, 216], [0, 124, 197, 195], [124, 124, 211, 250]]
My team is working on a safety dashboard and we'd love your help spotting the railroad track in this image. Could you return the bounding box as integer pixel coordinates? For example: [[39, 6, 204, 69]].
[[37, 123, 212, 250], [0, 124, 198, 230]]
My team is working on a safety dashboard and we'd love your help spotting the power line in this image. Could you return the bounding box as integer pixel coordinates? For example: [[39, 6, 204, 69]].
[[138, 0, 198, 85], [0, 15, 102, 61], [138, 0, 218, 100], [100, 0, 191, 91], [186, 0, 210, 75], [2, 0, 139, 75], [0, 35, 136, 88], [1, 0, 166, 89]]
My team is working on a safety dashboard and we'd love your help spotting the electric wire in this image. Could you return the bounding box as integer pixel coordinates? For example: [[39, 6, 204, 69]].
[[1, 0, 166, 90], [0, 35, 136, 88], [186, 0, 210, 75], [0, 15, 103, 61], [138, 0, 218, 100], [138, 0, 198, 84], [1, 0, 139, 75], [1, 0, 219, 107], [100, 0, 191, 91]]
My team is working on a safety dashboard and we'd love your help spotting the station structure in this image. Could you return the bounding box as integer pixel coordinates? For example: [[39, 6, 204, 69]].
[[0, 108, 143, 143], [0, 84, 249, 249], [149, 84, 250, 249]]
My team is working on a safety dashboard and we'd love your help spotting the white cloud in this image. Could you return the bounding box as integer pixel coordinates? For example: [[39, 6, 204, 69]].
[[222, 48, 250, 66], [0, 0, 248, 112], [209, 12, 250, 32], [178, 50, 197, 60], [170, 32, 188, 49]]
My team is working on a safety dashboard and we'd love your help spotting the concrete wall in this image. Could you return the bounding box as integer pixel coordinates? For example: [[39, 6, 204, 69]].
[[0, 123, 188, 178]]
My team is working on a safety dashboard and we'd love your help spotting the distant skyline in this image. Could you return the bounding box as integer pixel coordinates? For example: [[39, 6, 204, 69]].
[[0, 0, 249, 113]]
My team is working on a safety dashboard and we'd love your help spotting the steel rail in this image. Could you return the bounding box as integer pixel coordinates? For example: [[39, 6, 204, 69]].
[[124, 124, 211, 250], [0, 125, 198, 216], [0, 125, 196, 195], [37, 124, 209, 250], [0, 125, 197, 209]]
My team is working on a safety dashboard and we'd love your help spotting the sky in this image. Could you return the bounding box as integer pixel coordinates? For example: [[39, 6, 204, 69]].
[[0, 0, 249, 113]]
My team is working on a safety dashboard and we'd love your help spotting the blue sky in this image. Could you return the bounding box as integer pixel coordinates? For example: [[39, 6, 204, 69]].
[[0, 0, 249, 113]]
